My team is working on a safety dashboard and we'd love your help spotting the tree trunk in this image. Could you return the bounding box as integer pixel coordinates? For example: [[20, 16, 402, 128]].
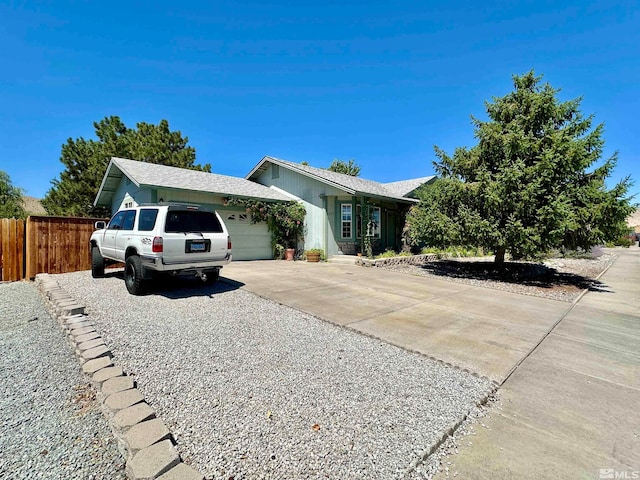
[[495, 247, 506, 267]]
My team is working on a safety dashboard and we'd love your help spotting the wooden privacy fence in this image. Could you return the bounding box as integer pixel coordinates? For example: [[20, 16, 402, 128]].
[[0, 218, 25, 282], [0, 216, 105, 282]]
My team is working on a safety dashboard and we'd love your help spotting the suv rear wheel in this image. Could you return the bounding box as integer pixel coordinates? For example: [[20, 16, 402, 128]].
[[203, 268, 220, 284], [124, 255, 145, 295]]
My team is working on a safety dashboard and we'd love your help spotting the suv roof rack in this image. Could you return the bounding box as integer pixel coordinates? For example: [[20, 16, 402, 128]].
[[138, 202, 214, 210]]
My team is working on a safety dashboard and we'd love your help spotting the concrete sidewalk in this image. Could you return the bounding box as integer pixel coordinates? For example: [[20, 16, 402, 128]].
[[434, 248, 640, 479], [222, 260, 570, 383]]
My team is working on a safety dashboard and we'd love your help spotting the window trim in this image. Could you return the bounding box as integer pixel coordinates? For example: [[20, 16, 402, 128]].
[[341, 204, 352, 239]]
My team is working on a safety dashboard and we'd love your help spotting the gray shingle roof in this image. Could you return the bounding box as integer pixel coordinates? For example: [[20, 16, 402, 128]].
[[382, 177, 435, 198], [248, 156, 431, 203], [95, 157, 292, 207]]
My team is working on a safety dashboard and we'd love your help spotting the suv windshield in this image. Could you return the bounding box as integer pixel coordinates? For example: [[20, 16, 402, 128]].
[[165, 211, 223, 233]]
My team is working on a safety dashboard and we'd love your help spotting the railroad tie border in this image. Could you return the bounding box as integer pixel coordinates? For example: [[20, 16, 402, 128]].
[[35, 273, 204, 480]]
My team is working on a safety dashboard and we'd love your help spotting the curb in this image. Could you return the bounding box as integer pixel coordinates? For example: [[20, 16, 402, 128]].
[[35, 273, 205, 480]]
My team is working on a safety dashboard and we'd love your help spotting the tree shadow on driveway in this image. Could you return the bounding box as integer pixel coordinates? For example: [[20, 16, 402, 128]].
[[417, 260, 611, 293]]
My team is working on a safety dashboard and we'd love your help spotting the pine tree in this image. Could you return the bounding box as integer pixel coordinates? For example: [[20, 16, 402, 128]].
[[407, 71, 635, 265], [42, 116, 210, 217], [328, 159, 361, 176]]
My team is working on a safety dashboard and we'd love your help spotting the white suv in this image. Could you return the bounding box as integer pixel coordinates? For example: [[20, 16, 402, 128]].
[[90, 204, 232, 295]]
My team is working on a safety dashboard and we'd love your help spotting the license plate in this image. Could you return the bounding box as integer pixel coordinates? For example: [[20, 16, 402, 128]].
[[190, 242, 205, 252]]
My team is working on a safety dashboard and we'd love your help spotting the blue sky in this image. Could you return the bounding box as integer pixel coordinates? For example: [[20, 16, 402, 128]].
[[1, 0, 638, 201]]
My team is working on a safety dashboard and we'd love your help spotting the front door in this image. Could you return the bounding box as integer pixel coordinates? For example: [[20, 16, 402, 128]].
[[386, 211, 396, 250]]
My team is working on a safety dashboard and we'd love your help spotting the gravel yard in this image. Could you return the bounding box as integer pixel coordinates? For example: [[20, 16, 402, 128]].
[[55, 270, 493, 480], [0, 282, 125, 480], [380, 253, 616, 302]]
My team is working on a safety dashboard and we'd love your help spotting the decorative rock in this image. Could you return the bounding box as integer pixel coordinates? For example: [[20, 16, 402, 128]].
[[65, 321, 93, 331], [82, 356, 113, 374], [77, 338, 106, 351], [64, 318, 91, 330], [80, 344, 110, 361], [113, 402, 156, 431], [124, 418, 171, 453], [93, 365, 124, 384], [101, 375, 134, 396], [105, 388, 144, 412], [48, 292, 69, 299], [157, 463, 204, 480], [75, 331, 101, 343], [126, 440, 180, 480], [54, 300, 79, 309], [53, 297, 76, 305], [70, 326, 96, 338], [59, 304, 85, 316]]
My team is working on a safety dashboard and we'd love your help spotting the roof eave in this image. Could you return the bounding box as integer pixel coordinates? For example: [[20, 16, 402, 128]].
[[93, 158, 118, 207], [155, 184, 289, 202], [93, 157, 143, 207], [353, 191, 419, 204], [247, 156, 356, 194]]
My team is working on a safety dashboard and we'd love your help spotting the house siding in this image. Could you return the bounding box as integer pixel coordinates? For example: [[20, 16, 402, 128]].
[[332, 197, 405, 255], [254, 165, 345, 256], [253, 164, 410, 256], [155, 188, 225, 206], [111, 179, 152, 212]]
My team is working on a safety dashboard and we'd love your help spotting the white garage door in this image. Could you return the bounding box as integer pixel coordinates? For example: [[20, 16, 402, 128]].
[[222, 210, 272, 260]]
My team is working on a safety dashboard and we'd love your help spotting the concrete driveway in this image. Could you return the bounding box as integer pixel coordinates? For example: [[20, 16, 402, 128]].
[[222, 259, 571, 384], [224, 251, 640, 478]]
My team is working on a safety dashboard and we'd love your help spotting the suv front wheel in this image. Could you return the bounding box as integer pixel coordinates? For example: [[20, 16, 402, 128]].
[[91, 246, 105, 278], [124, 255, 145, 295]]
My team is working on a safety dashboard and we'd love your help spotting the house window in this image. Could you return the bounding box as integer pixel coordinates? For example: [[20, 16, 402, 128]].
[[370, 207, 381, 238], [341, 204, 352, 238], [356, 205, 381, 238], [272, 165, 280, 179]]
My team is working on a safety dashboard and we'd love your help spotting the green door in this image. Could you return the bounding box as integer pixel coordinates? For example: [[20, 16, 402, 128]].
[[386, 212, 396, 250]]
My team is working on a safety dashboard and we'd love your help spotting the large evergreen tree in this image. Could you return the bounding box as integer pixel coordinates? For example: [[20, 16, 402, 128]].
[[42, 116, 210, 217], [0, 170, 26, 219], [328, 159, 361, 176], [407, 71, 635, 265]]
